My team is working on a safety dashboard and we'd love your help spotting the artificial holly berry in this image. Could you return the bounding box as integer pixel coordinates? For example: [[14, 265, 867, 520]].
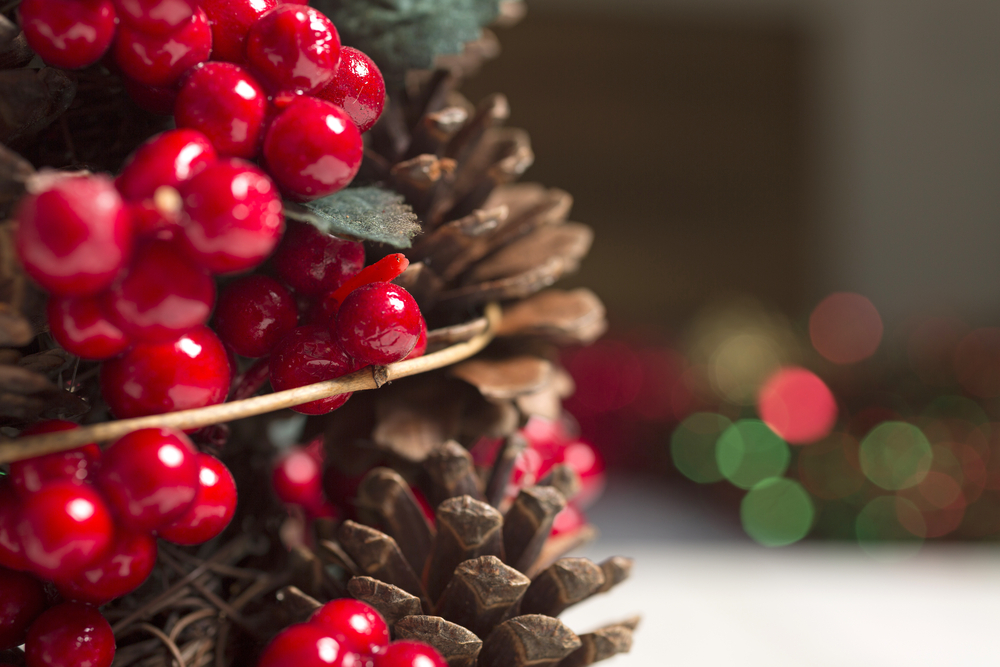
[[175, 62, 268, 159], [56, 528, 157, 605], [15, 173, 132, 297], [114, 0, 196, 35], [10, 421, 101, 496], [257, 622, 363, 667], [310, 599, 389, 656], [316, 46, 386, 133], [47, 294, 131, 360], [116, 129, 217, 203], [18, 0, 117, 69], [375, 641, 447, 667], [158, 453, 237, 545], [114, 7, 213, 87], [324, 253, 410, 316], [201, 0, 276, 63], [0, 484, 25, 572], [271, 445, 325, 510], [244, 5, 340, 95], [269, 325, 357, 415], [270, 220, 365, 298], [334, 283, 422, 366], [404, 315, 428, 360], [24, 602, 115, 667], [213, 275, 298, 358], [0, 567, 46, 650]]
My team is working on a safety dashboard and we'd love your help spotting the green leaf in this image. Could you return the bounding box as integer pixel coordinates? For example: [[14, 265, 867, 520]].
[[314, 0, 502, 90], [284, 186, 422, 248]]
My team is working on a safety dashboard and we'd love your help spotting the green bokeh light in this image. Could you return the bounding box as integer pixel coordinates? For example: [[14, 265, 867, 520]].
[[797, 432, 865, 500], [740, 477, 814, 546], [716, 419, 790, 489], [856, 495, 924, 560], [859, 422, 932, 490], [670, 413, 731, 483]]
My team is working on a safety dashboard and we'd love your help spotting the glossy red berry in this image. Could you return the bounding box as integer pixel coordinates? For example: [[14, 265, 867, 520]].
[[100, 326, 231, 419], [158, 454, 237, 545], [11, 421, 101, 496], [271, 220, 364, 298], [19, 0, 116, 69], [47, 293, 131, 360], [257, 623, 364, 667], [114, 7, 213, 87], [310, 599, 389, 656], [269, 325, 357, 415], [271, 445, 324, 509], [24, 602, 115, 667], [335, 283, 421, 366], [404, 314, 427, 360], [116, 129, 217, 203], [375, 641, 447, 667], [213, 275, 298, 358], [15, 174, 132, 297], [202, 0, 276, 63], [245, 5, 340, 95], [114, 0, 196, 35], [262, 95, 363, 202], [178, 158, 284, 274], [0, 567, 46, 650], [16, 482, 113, 580], [96, 427, 200, 533], [175, 62, 268, 159], [316, 47, 386, 133], [56, 529, 157, 605], [0, 484, 25, 572]]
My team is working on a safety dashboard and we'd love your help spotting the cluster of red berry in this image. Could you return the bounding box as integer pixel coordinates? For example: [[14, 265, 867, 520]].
[[0, 422, 236, 665], [258, 598, 446, 667], [18, 0, 384, 202]]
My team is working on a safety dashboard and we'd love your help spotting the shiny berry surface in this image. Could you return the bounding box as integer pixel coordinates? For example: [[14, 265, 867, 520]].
[[262, 96, 363, 201], [97, 427, 200, 532], [24, 602, 115, 667], [100, 326, 231, 419], [335, 283, 421, 366], [116, 129, 217, 202], [19, 0, 116, 69], [375, 641, 447, 667], [244, 5, 340, 95], [114, 7, 213, 87], [159, 454, 237, 545], [16, 482, 113, 580], [48, 293, 131, 360], [258, 623, 363, 667], [316, 47, 386, 133], [11, 421, 100, 496], [269, 325, 356, 415], [175, 62, 268, 158], [202, 0, 276, 63], [178, 158, 284, 274], [214, 275, 297, 358], [56, 529, 157, 605], [271, 220, 364, 297], [0, 567, 46, 650], [310, 599, 389, 656], [0, 484, 24, 571], [404, 314, 427, 360], [15, 174, 131, 297], [271, 445, 324, 509], [114, 0, 196, 35]]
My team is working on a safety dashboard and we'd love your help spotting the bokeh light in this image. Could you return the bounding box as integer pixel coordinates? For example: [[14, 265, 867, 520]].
[[562, 339, 644, 414], [670, 412, 732, 483], [710, 333, 785, 406], [716, 419, 790, 489], [797, 432, 866, 500], [740, 477, 814, 546], [859, 422, 932, 490], [954, 328, 1000, 398], [809, 292, 883, 364], [757, 367, 837, 444], [855, 496, 924, 559]]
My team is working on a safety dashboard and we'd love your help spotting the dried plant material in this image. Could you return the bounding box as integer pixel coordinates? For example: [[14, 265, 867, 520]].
[[426, 495, 504, 602], [407, 106, 470, 158], [503, 486, 566, 574], [347, 576, 424, 626], [450, 356, 553, 400], [436, 555, 529, 640], [497, 289, 607, 345], [0, 144, 33, 219], [273, 586, 322, 624], [528, 526, 600, 580], [337, 521, 427, 601], [478, 615, 581, 667], [0, 303, 34, 347], [425, 440, 485, 507], [537, 464, 581, 502], [356, 467, 436, 574], [394, 615, 483, 667], [393, 261, 446, 308], [18, 348, 71, 374], [0, 17, 32, 70], [559, 619, 639, 667], [390, 154, 456, 213], [372, 375, 466, 462], [520, 558, 605, 618], [596, 557, 634, 594], [0, 68, 76, 144], [483, 432, 526, 509], [465, 223, 592, 285], [458, 393, 519, 442], [425, 314, 490, 349], [409, 206, 508, 280]]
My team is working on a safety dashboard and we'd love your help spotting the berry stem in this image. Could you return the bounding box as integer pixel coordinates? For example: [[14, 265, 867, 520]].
[[2, 303, 501, 464], [327, 253, 409, 310]]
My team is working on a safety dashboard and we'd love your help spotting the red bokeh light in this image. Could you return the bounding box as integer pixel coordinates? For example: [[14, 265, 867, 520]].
[[809, 293, 883, 364], [757, 367, 837, 444]]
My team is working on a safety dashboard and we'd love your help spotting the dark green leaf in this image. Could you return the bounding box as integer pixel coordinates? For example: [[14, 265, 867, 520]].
[[284, 186, 422, 248]]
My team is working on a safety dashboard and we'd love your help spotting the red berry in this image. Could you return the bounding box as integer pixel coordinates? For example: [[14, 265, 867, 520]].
[[100, 326, 231, 419], [213, 275, 298, 358], [334, 283, 421, 366], [0, 567, 46, 650], [11, 421, 101, 496], [19, 0, 116, 69], [15, 174, 132, 297], [269, 325, 357, 415], [375, 641, 447, 667], [404, 315, 427, 360], [178, 158, 284, 274], [244, 5, 340, 95], [127, 200, 182, 240], [262, 95, 363, 202], [272, 445, 324, 509], [559, 440, 605, 509], [175, 62, 268, 159], [0, 484, 25, 572], [116, 129, 217, 203], [158, 454, 237, 545], [47, 293, 131, 360], [202, 0, 276, 63], [257, 623, 364, 667], [113, 7, 212, 87], [325, 254, 409, 316], [310, 599, 389, 656], [114, 0, 196, 35], [316, 47, 386, 133], [122, 77, 180, 115], [16, 482, 114, 580], [271, 220, 364, 298], [56, 528, 157, 605], [550, 503, 586, 537], [96, 427, 200, 533], [24, 602, 115, 667]]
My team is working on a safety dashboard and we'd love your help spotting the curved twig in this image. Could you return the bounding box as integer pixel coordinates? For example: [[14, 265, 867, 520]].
[[120, 623, 188, 667], [0, 303, 501, 464]]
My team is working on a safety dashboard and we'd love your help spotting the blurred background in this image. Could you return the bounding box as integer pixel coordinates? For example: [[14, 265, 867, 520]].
[[459, 1, 1000, 664]]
